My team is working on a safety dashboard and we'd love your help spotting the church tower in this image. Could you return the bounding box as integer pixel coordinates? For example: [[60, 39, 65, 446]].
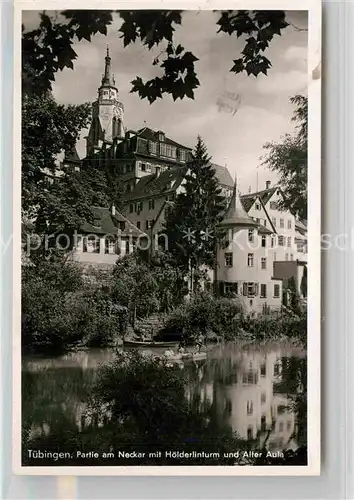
[[86, 47, 125, 156]]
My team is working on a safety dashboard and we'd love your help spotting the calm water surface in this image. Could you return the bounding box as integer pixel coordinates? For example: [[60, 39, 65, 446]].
[[22, 342, 307, 453]]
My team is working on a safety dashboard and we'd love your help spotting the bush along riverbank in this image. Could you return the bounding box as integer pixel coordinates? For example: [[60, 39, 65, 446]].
[[22, 254, 306, 355], [157, 292, 307, 347]]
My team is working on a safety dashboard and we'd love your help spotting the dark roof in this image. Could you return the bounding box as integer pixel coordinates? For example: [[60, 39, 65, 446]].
[[136, 127, 192, 150], [64, 146, 81, 163], [257, 224, 273, 235], [241, 187, 277, 209], [211, 163, 234, 188], [124, 167, 187, 202], [80, 206, 145, 237], [123, 163, 234, 202], [220, 185, 258, 228]]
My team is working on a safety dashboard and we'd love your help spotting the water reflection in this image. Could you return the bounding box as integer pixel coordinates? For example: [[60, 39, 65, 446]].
[[22, 343, 306, 452]]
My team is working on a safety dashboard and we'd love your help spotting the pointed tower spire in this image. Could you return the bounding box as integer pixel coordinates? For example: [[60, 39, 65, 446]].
[[101, 46, 116, 88], [220, 175, 257, 228]]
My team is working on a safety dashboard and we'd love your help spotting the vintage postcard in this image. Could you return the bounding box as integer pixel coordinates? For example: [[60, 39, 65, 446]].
[[14, 0, 321, 475]]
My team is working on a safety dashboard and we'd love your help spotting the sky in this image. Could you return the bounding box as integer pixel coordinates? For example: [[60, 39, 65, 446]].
[[23, 10, 308, 194]]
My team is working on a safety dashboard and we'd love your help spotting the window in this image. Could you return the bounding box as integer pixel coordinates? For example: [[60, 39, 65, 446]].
[[243, 371, 258, 384], [137, 221, 141, 229], [270, 201, 278, 210], [274, 363, 281, 376], [179, 149, 188, 162], [160, 143, 177, 158], [140, 162, 147, 172], [145, 220, 153, 230], [256, 218, 260, 224], [84, 235, 100, 253], [224, 399, 232, 415], [260, 363, 266, 376], [261, 392, 266, 404], [136, 201, 143, 213], [287, 420, 292, 431], [243, 282, 258, 297], [261, 414, 267, 431], [247, 253, 254, 267], [125, 240, 130, 255], [148, 199, 155, 210], [260, 284, 267, 298], [271, 236, 275, 247], [279, 421, 284, 432], [287, 236, 291, 247], [290, 253, 294, 260], [261, 257, 267, 270], [224, 282, 238, 295], [272, 217, 276, 227], [158, 131, 165, 142], [105, 238, 116, 255], [129, 204, 134, 213], [274, 284, 280, 298], [261, 235, 266, 247], [278, 235, 285, 246], [248, 229, 254, 242], [287, 219, 292, 229], [280, 218, 284, 228], [255, 202, 261, 210], [246, 401, 253, 415], [277, 404, 286, 415], [149, 141, 158, 155], [225, 252, 233, 267], [247, 426, 253, 440]]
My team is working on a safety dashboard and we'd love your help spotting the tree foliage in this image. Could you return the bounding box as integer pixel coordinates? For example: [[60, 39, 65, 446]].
[[22, 10, 291, 102], [164, 137, 226, 274], [261, 95, 308, 220]]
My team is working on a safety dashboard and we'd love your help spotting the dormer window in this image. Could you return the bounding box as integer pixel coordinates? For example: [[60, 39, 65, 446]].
[[149, 141, 158, 155], [158, 131, 165, 142]]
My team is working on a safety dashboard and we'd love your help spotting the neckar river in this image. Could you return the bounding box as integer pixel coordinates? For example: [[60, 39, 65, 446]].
[[22, 341, 307, 458]]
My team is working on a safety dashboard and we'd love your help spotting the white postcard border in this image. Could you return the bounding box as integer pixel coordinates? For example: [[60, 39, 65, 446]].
[[13, 0, 322, 476]]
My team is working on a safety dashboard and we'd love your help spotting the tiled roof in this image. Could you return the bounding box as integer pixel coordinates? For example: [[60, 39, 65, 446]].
[[211, 163, 234, 188], [220, 184, 258, 228], [136, 127, 192, 150], [123, 163, 234, 202], [124, 167, 187, 202], [80, 207, 145, 237], [241, 187, 277, 209]]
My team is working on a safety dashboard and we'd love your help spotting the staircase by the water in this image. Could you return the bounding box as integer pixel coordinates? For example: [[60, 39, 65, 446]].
[[134, 315, 165, 338]]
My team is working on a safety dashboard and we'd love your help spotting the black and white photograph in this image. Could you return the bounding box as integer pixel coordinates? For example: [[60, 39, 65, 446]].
[[16, 5, 321, 473]]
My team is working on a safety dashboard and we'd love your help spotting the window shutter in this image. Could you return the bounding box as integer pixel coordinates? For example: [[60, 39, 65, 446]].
[[255, 283, 259, 296], [243, 282, 247, 296]]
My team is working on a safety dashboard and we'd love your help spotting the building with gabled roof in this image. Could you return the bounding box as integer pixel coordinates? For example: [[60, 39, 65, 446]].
[[121, 162, 234, 235], [71, 205, 147, 269]]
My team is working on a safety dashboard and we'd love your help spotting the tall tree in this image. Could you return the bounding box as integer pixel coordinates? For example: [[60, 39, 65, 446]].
[[22, 10, 294, 102], [261, 95, 308, 220], [22, 93, 91, 212], [164, 137, 225, 279]]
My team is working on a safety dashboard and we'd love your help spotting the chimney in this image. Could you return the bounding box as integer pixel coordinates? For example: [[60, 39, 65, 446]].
[[266, 180, 271, 189], [111, 204, 116, 216], [155, 166, 161, 178], [248, 186, 251, 194]]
